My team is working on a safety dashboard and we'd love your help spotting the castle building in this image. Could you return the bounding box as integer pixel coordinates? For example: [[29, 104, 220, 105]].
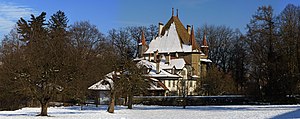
[[135, 9, 211, 96], [89, 9, 211, 96]]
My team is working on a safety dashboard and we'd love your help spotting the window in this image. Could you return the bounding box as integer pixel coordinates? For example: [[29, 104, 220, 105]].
[[190, 81, 193, 87], [168, 80, 171, 87]]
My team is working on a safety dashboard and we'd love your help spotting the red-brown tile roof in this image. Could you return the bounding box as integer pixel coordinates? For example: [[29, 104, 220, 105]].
[[141, 30, 147, 46], [202, 32, 208, 46], [190, 26, 200, 50]]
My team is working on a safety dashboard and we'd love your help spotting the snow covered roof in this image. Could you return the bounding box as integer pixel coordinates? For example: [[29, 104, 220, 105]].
[[141, 57, 185, 70], [145, 23, 193, 54], [200, 59, 212, 63], [161, 16, 190, 44], [88, 72, 116, 90], [148, 78, 168, 90], [150, 78, 159, 82], [137, 60, 181, 78], [89, 71, 169, 91], [88, 80, 111, 91], [169, 58, 185, 69]]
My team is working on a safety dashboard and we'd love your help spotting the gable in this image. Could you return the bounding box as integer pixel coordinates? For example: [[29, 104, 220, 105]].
[[160, 16, 190, 45]]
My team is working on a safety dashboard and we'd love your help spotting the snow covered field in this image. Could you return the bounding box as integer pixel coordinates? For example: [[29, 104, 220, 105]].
[[1, 105, 300, 119]]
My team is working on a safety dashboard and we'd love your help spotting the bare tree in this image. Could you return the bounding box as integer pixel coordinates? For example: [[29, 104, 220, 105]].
[[0, 29, 29, 110], [200, 65, 236, 95], [196, 25, 235, 73], [106, 28, 148, 112], [66, 21, 108, 108]]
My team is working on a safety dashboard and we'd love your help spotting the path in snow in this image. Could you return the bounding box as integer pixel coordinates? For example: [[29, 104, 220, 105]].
[[0, 105, 300, 119]]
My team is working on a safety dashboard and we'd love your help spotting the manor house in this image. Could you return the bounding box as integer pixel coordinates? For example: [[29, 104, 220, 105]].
[[89, 9, 211, 96]]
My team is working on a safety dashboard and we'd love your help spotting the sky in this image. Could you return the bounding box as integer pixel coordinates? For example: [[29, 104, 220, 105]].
[[0, 0, 299, 39]]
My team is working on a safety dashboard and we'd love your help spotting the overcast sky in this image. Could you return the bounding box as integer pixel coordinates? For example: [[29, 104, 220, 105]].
[[0, 0, 299, 39]]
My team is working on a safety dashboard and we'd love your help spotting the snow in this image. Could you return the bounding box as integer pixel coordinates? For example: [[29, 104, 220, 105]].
[[137, 60, 180, 78], [200, 59, 212, 63], [88, 72, 115, 90], [169, 58, 185, 69], [145, 22, 193, 54], [149, 78, 159, 82], [88, 80, 111, 90], [1, 105, 300, 119]]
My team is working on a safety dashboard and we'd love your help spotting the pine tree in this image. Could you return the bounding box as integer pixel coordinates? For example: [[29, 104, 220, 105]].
[[3, 11, 72, 116]]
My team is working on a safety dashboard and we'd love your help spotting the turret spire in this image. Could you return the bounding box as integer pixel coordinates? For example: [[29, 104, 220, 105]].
[[202, 32, 207, 46], [141, 30, 146, 46], [190, 25, 198, 50], [201, 31, 209, 55]]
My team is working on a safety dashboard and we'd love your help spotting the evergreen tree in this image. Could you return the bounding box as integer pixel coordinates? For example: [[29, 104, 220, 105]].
[[2, 11, 73, 116]]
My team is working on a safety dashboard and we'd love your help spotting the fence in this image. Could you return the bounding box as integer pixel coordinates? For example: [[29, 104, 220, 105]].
[[133, 95, 252, 106]]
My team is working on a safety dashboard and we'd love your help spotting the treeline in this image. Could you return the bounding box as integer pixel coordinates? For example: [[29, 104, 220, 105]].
[[197, 4, 300, 102], [0, 3, 299, 114], [0, 11, 154, 114]]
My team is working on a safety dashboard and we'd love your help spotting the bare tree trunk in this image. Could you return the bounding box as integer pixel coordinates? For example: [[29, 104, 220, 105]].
[[123, 95, 128, 106], [107, 90, 115, 113], [128, 94, 133, 109], [95, 96, 99, 107], [38, 101, 48, 116]]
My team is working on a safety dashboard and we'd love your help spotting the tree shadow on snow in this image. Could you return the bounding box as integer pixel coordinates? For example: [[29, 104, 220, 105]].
[[131, 105, 300, 112], [0, 113, 34, 117], [132, 105, 255, 111], [272, 108, 300, 119], [65, 105, 128, 111]]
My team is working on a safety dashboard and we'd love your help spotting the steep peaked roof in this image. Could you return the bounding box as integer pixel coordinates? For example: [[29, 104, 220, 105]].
[[88, 72, 116, 90], [202, 32, 208, 47], [160, 16, 190, 45], [190, 26, 200, 51], [145, 23, 192, 54], [141, 30, 147, 46]]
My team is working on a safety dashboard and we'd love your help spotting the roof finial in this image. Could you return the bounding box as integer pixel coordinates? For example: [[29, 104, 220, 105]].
[[176, 9, 178, 17], [172, 8, 174, 16], [190, 25, 198, 50]]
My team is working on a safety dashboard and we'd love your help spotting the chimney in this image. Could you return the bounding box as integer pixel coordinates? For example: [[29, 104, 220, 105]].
[[154, 50, 158, 63], [172, 8, 174, 16], [158, 22, 164, 37], [155, 50, 161, 74], [138, 30, 147, 58], [172, 66, 176, 74], [176, 9, 179, 17], [166, 52, 170, 64], [156, 61, 160, 74], [187, 25, 191, 35]]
